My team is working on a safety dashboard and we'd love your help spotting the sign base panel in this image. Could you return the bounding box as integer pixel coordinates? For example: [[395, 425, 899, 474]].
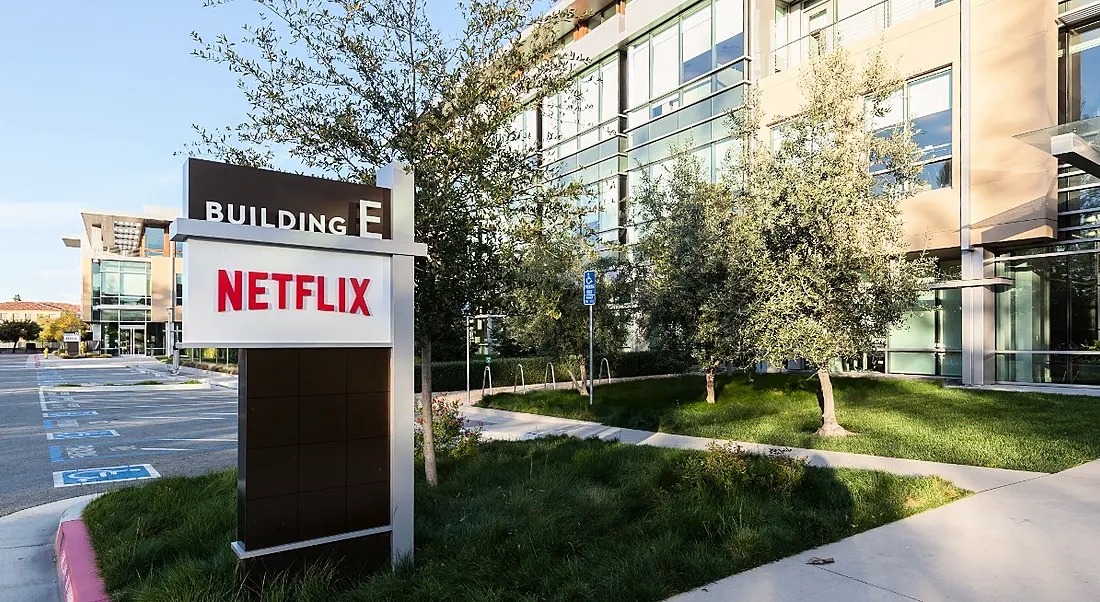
[[237, 347, 393, 582]]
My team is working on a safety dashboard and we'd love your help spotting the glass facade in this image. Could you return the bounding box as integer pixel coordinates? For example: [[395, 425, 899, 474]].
[[91, 259, 158, 356], [995, 245, 1100, 384], [887, 288, 963, 376]]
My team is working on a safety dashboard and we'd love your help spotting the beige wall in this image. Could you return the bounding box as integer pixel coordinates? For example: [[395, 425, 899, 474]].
[[754, 0, 1058, 253], [149, 255, 182, 323], [967, 0, 1058, 247]]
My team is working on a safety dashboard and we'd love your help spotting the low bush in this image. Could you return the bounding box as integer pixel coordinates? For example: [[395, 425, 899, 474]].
[[685, 442, 808, 499], [415, 395, 482, 461]]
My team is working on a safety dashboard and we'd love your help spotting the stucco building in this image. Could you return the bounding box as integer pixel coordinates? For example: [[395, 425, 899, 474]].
[[61, 207, 184, 356], [524, 0, 1100, 386]]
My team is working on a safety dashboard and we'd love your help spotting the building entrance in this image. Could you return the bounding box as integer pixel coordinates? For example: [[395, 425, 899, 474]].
[[119, 325, 146, 356]]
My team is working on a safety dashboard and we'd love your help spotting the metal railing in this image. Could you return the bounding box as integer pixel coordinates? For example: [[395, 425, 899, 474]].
[[543, 363, 557, 390], [514, 364, 527, 394], [772, 0, 950, 74]]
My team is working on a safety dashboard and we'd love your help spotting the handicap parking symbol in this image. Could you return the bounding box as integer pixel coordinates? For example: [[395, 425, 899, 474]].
[[46, 430, 119, 441], [53, 464, 161, 488]]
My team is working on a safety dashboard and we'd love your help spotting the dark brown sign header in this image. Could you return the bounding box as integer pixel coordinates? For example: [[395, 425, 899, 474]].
[[185, 158, 391, 239]]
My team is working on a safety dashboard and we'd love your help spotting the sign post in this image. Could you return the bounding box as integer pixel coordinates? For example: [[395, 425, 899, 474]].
[[583, 270, 596, 407], [171, 158, 425, 582]]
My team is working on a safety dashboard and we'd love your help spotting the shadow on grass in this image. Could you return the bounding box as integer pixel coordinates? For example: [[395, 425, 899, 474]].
[[80, 438, 965, 602]]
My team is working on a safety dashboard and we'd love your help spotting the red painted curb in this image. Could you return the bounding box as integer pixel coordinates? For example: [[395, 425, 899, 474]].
[[55, 519, 110, 602]]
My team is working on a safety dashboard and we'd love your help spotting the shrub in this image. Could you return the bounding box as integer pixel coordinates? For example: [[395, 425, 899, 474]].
[[415, 395, 482, 461], [685, 442, 808, 499]]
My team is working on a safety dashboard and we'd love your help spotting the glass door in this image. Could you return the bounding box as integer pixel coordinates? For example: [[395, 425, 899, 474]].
[[119, 325, 147, 356]]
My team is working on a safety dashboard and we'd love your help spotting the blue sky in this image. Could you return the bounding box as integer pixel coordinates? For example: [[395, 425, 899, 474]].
[[0, 0, 470, 304]]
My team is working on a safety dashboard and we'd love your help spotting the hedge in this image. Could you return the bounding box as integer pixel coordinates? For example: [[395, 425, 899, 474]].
[[414, 350, 689, 393]]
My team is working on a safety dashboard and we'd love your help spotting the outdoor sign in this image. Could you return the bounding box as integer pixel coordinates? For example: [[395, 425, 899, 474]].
[[185, 158, 391, 239], [583, 270, 596, 306], [62, 332, 80, 343], [172, 159, 424, 582], [183, 239, 393, 347]]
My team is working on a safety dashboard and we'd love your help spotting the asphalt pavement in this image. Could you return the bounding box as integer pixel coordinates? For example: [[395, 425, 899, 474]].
[[0, 353, 237, 516]]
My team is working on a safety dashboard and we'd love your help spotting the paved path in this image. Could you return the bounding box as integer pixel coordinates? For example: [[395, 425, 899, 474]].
[[0, 494, 97, 602], [465, 406, 1046, 493], [669, 459, 1100, 602]]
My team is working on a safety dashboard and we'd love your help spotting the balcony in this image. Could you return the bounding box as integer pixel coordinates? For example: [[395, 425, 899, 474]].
[[772, 0, 952, 74]]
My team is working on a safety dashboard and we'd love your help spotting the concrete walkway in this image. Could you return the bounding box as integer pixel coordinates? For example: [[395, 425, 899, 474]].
[[669, 459, 1100, 601], [465, 406, 1046, 493], [0, 495, 96, 602]]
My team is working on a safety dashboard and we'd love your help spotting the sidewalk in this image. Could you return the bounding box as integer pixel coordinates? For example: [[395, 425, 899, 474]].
[[467, 406, 1099, 601], [465, 406, 1045, 493], [0, 495, 96, 602], [669, 459, 1100, 601]]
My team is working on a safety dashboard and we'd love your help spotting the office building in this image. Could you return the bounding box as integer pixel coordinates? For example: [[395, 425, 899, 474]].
[[525, 0, 1100, 386], [0, 301, 80, 324], [62, 207, 183, 356]]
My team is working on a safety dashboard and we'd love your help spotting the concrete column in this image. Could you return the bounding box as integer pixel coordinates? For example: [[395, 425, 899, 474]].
[[961, 247, 995, 385], [376, 162, 415, 566]]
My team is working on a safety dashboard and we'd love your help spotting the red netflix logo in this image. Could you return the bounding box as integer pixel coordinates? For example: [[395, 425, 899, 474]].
[[217, 270, 371, 316]]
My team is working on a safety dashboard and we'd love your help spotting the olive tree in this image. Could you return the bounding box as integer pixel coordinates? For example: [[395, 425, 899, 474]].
[[630, 149, 748, 403], [727, 48, 934, 436], [191, 0, 585, 484]]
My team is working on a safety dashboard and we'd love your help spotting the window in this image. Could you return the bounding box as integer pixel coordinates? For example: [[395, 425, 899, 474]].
[[872, 68, 953, 192], [144, 226, 165, 257], [714, 0, 745, 64], [681, 7, 712, 83], [543, 55, 620, 160], [651, 26, 680, 98], [1063, 21, 1100, 122], [93, 260, 151, 307], [627, 0, 746, 110], [176, 273, 184, 306]]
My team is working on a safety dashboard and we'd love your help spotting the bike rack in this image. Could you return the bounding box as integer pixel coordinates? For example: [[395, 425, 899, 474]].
[[514, 364, 527, 394], [543, 363, 556, 390], [481, 365, 493, 396], [598, 358, 612, 386]]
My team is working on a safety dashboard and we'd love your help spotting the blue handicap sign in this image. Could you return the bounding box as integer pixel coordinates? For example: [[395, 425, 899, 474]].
[[53, 464, 160, 488], [583, 270, 597, 306], [46, 430, 119, 441], [43, 411, 98, 418]]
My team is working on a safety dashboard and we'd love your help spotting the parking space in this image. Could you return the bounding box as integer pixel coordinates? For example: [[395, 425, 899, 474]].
[[0, 354, 238, 515]]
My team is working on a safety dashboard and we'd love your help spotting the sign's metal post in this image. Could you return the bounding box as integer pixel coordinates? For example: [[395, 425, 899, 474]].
[[465, 309, 470, 406], [583, 270, 596, 408]]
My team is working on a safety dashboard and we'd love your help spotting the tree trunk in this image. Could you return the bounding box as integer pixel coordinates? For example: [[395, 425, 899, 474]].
[[815, 368, 850, 437], [706, 367, 716, 403], [420, 339, 439, 486], [566, 363, 588, 396]]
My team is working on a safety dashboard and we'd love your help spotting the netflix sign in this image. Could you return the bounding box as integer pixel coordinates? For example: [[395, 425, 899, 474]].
[[183, 238, 392, 347]]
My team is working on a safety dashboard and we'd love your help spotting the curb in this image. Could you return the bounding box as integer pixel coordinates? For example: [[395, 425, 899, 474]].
[[42, 383, 212, 393], [55, 496, 109, 602]]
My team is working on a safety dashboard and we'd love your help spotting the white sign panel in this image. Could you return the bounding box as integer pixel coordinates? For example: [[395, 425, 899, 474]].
[[183, 238, 392, 347], [62, 333, 80, 343]]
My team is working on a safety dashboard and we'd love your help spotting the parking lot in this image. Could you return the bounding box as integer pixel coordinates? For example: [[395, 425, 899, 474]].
[[0, 354, 237, 515]]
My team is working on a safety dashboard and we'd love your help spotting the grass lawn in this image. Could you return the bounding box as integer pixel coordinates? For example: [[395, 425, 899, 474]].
[[478, 374, 1100, 473], [82, 437, 964, 602]]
